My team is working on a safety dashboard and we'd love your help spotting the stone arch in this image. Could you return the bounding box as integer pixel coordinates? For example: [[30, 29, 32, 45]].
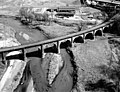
[[44, 43, 58, 53], [94, 30, 102, 36], [60, 40, 72, 49], [109, 22, 120, 35], [85, 33, 94, 40], [40, 45, 46, 58], [38, 43, 58, 58], [73, 36, 84, 43], [103, 26, 110, 33]]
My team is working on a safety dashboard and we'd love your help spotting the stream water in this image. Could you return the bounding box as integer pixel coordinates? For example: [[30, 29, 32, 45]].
[[0, 16, 48, 44]]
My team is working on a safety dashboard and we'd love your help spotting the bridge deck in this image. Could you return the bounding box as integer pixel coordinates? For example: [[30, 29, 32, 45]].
[[96, 0, 120, 4], [0, 19, 114, 53]]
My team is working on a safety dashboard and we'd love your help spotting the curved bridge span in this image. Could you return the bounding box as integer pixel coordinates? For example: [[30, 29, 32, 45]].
[[0, 19, 115, 61]]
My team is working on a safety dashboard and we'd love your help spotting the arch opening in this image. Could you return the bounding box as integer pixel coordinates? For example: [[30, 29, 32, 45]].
[[103, 27, 110, 33], [73, 36, 84, 43], [44, 44, 58, 53], [85, 33, 94, 40], [95, 30, 102, 36], [109, 22, 120, 36], [60, 40, 72, 49]]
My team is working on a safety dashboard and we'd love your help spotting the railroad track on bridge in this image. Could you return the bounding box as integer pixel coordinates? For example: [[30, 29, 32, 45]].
[[85, 0, 120, 12], [0, 15, 115, 63]]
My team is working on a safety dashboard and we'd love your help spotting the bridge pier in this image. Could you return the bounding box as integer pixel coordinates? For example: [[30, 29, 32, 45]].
[[102, 26, 107, 35], [100, 28, 103, 36], [57, 41, 60, 54], [1, 52, 6, 62], [71, 37, 74, 47], [22, 49, 27, 61], [41, 45, 46, 58], [91, 31, 95, 39], [1, 52, 7, 66]]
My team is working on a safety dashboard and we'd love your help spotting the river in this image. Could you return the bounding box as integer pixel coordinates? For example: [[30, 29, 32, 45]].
[[0, 16, 48, 44]]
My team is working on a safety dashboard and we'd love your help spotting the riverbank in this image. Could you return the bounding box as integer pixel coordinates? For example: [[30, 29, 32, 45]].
[[0, 16, 48, 44]]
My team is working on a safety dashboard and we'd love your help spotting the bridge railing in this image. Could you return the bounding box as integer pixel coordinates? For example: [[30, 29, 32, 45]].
[[0, 19, 114, 61]]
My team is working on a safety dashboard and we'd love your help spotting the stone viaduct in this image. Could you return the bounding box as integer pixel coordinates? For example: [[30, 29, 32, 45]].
[[0, 19, 114, 62]]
